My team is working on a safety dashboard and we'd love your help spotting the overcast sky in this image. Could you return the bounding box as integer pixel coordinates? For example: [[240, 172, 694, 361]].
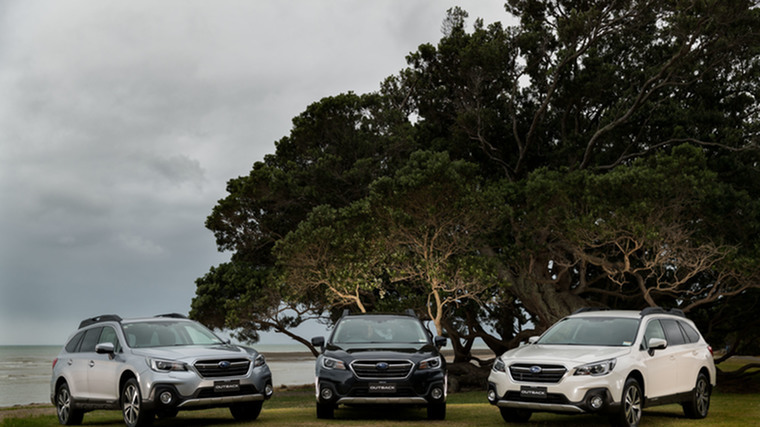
[[0, 0, 511, 345]]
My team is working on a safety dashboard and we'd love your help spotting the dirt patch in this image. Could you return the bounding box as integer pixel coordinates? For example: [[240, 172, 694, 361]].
[[0, 403, 55, 421]]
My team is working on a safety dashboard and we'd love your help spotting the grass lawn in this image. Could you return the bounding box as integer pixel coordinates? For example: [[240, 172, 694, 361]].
[[2, 387, 758, 427]]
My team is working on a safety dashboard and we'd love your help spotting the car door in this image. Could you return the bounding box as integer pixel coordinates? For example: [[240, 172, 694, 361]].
[[672, 320, 705, 393], [640, 319, 678, 398], [659, 319, 691, 394], [60, 330, 90, 399], [86, 326, 123, 402]]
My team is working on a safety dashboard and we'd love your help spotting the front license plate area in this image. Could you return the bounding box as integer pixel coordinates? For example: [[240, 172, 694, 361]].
[[214, 380, 240, 393], [520, 386, 547, 399], [368, 383, 396, 394]]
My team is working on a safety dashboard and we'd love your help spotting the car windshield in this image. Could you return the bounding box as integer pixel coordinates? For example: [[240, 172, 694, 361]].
[[122, 321, 225, 348], [331, 317, 429, 344], [537, 317, 639, 346]]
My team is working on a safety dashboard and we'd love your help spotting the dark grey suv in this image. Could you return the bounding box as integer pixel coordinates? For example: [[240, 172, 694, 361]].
[[50, 314, 273, 426], [311, 311, 448, 420]]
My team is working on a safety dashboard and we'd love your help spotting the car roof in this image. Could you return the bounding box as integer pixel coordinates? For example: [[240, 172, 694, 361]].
[[568, 307, 687, 320]]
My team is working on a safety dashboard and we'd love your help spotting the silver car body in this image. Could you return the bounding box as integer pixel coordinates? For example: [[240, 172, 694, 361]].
[[50, 315, 272, 423]]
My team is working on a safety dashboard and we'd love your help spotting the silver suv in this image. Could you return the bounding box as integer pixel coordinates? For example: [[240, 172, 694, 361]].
[[50, 314, 273, 426], [487, 308, 716, 427]]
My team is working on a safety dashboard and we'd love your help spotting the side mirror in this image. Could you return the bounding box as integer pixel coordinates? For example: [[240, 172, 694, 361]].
[[95, 342, 115, 359], [528, 336, 540, 344], [647, 338, 667, 356], [434, 336, 447, 348], [311, 336, 325, 352]]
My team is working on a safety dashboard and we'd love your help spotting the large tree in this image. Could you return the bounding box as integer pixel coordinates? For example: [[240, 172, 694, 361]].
[[193, 1, 760, 363]]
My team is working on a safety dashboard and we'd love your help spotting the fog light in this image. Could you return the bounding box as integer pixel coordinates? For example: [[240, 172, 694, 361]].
[[320, 387, 334, 400], [159, 391, 173, 405], [589, 394, 604, 410], [431, 387, 443, 400], [264, 383, 274, 397], [487, 389, 497, 403]]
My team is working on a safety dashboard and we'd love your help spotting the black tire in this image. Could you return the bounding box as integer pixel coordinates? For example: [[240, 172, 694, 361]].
[[121, 378, 154, 427], [682, 372, 711, 419], [316, 402, 334, 419], [610, 378, 642, 427], [427, 402, 446, 420], [499, 407, 532, 423], [55, 382, 84, 425], [230, 401, 263, 421]]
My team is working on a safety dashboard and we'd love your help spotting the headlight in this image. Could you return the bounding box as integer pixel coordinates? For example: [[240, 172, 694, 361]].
[[254, 354, 266, 367], [148, 358, 187, 372], [419, 356, 442, 370], [492, 358, 506, 373], [573, 358, 616, 376], [321, 356, 347, 370]]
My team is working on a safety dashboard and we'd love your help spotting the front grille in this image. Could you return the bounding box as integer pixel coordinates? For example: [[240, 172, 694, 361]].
[[509, 364, 566, 383], [194, 359, 250, 378], [351, 360, 413, 379]]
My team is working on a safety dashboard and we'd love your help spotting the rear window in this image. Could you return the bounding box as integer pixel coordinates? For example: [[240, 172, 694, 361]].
[[65, 331, 85, 353], [679, 321, 701, 343], [661, 319, 686, 346]]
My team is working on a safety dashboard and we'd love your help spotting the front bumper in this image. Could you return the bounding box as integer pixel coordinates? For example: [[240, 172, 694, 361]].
[[487, 382, 618, 414], [486, 369, 624, 415], [141, 364, 273, 411], [315, 368, 447, 406]]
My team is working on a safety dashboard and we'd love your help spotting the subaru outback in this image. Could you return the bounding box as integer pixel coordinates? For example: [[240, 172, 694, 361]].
[[50, 314, 273, 426], [487, 307, 715, 427], [311, 311, 448, 420]]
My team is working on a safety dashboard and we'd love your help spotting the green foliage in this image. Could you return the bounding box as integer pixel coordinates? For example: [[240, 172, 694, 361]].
[[194, 1, 760, 357]]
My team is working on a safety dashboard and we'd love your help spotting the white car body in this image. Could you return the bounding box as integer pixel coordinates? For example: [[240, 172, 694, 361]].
[[487, 308, 716, 427]]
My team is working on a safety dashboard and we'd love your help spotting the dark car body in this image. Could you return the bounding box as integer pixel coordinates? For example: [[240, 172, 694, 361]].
[[311, 312, 447, 419]]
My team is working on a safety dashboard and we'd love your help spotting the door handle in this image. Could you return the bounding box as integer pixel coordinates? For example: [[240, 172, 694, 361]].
[[67, 359, 73, 366], [89, 360, 95, 368]]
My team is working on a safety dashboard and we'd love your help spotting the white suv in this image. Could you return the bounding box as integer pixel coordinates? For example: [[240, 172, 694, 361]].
[[487, 308, 715, 427]]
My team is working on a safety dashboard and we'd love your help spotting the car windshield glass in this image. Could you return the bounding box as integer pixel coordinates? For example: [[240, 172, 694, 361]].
[[123, 321, 224, 348], [331, 317, 429, 344], [537, 317, 639, 346]]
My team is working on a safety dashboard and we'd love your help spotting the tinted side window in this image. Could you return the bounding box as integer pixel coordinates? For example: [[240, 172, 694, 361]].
[[79, 327, 103, 353], [679, 321, 701, 344], [65, 331, 85, 353], [661, 319, 686, 346]]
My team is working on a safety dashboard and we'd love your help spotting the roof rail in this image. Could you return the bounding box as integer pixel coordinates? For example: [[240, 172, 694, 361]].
[[640, 307, 685, 317], [155, 313, 187, 319], [405, 308, 416, 317], [640, 307, 667, 316], [78, 314, 122, 329], [341, 309, 350, 318], [572, 307, 609, 314]]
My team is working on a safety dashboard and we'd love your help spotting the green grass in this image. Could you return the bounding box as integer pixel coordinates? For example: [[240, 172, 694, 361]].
[[2, 386, 758, 427]]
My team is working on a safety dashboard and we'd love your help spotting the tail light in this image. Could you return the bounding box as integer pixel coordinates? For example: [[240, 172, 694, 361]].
[[52, 358, 58, 369], [707, 345, 713, 356]]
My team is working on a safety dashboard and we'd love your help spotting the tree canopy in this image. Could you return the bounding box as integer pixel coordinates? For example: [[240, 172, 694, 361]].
[[191, 0, 760, 363]]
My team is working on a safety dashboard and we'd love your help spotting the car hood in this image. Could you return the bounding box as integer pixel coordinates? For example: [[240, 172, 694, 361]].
[[131, 344, 258, 361], [324, 343, 440, 363], [500, 344, 631, 365]]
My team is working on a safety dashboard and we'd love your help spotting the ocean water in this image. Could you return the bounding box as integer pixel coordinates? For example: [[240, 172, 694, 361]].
[[0, 344, 316, 408]]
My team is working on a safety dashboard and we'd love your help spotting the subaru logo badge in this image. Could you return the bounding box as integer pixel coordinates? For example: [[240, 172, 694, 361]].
[[376, 362, 389, 370], [529, 365, 542, 374], [218, 361, 231, 369]]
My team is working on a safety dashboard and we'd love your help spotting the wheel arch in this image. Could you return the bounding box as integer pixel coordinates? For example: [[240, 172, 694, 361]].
[[626, 370, 645, 397]]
